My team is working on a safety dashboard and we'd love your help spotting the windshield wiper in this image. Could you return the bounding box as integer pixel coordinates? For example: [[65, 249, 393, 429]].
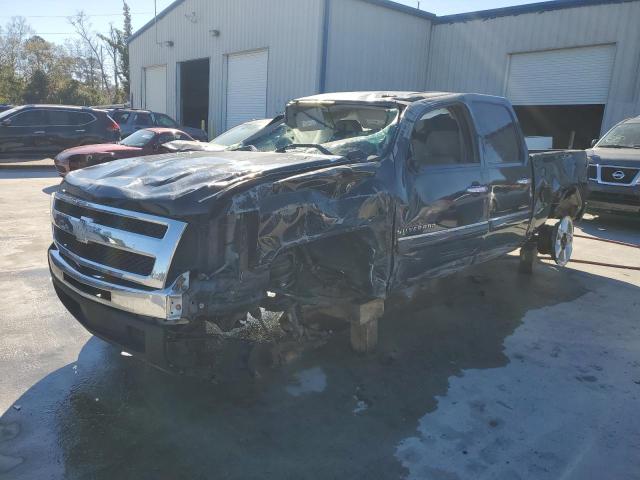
[[276, 143, 334, 155]]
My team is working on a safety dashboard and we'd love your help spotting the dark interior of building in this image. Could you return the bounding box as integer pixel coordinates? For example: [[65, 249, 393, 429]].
[[180, 59, 210, 131], [513, 104, 605, 150]]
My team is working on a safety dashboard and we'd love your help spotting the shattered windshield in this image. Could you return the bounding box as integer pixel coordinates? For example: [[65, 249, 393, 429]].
[[597, 122, 640, 148], [242, 103, 400, 158]]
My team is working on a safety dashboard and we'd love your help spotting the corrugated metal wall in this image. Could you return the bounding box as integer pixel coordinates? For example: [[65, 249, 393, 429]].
[[129, 0, 325, 136], [426, 1, 640, 132], [130, 0, 640, 135], [324, 0, 432, 92]]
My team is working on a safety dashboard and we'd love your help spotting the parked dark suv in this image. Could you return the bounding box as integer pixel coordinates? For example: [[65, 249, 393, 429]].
[[586, 116, 640, 215], [0, 105, 120, 155], [109, 108, 208, 141]]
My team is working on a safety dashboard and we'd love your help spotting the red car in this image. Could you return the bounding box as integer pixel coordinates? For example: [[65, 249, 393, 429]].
[[54, 128, 194, 176]]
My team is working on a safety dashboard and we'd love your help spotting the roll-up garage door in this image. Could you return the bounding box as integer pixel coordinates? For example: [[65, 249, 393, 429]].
[[144, 65, 167, 113], [226, 49, 268, 129], [506, 45, 615, 105]]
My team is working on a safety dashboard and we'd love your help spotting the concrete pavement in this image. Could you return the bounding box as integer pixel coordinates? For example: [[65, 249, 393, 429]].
[[0, 170, 639, 480]]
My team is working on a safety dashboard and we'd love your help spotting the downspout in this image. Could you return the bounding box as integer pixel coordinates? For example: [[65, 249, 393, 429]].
[[319, 0, 331, 93]]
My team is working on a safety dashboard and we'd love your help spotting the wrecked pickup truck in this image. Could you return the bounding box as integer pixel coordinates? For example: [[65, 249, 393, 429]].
[[49, 91, 587, 376]]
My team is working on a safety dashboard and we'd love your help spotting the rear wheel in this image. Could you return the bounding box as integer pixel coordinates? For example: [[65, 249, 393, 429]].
[[551, 216, 574, 267]]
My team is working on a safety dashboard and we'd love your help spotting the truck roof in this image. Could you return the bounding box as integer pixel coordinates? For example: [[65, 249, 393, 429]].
[[294, 91, 451, 104], [292, 91, 508, 105]]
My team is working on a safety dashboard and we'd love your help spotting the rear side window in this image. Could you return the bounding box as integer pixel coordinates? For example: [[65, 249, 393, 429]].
[[471, 102, 522, 164], [410, 105, 476, 167], [72, 112, 95, 126], [47, 110, 95, 126], [9, 109, 47, 126], [155, 114, 177, 128], [112, 111, 131, 124], [133, 113, 153, 126]]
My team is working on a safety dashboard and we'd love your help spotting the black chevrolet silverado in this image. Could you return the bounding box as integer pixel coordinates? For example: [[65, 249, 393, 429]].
[[586, 116, 640, 215], [49, 92, 587, 376]]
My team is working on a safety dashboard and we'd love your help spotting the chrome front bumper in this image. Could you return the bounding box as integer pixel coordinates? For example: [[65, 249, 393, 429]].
[[49, 247, 189, 323]]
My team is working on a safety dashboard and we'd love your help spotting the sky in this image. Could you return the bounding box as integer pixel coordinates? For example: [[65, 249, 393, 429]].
[[0, 0, 542, 44]]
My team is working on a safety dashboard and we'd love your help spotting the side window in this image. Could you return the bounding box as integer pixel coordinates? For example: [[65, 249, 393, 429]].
[[471, 102, 522, 164], [72, 112, 95, 126], [175, 132, 191, 140], [47, 110, 73, 126], [112, 111, 130, 124], [9, 110, 47, 127], [410, 106, 475, 167], [155, 114, 177, 128], [133, 113, 153, 126]]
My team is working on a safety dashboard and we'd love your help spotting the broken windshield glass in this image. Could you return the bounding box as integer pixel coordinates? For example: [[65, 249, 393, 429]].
[[241, 103, 400, 158]]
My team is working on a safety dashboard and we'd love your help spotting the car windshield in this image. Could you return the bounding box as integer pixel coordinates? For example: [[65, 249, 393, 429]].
[[597, 122, 640, 148], [243, 103, 400, 157], [121, 129, 155, 147], [211, 119, 272, 147]]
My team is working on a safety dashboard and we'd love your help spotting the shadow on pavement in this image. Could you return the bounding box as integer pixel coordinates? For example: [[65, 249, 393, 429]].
[[580, 213, 640, 245], [0, 169, 59, 180], [0, 259, 635, 480]]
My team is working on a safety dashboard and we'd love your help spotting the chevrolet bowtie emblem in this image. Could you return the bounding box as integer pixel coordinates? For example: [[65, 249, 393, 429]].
[[73, 216, 94, 244]]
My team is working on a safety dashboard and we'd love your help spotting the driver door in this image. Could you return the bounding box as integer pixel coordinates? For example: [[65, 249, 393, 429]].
[[393, 102, 489, 283]]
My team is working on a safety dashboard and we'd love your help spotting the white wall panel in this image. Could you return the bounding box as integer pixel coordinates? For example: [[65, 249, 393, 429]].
[[325, 0, 432, 92]]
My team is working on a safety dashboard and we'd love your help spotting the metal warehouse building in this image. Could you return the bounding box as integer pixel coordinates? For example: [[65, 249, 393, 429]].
[[128, 0, 640, 148]]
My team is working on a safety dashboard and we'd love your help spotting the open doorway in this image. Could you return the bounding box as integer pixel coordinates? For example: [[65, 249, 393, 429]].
[[513, 104, 605, 150], [179, 58, 210, 132]]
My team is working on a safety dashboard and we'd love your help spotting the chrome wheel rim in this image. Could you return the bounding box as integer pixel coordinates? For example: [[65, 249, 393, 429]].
[[554, 216, 573, 267]]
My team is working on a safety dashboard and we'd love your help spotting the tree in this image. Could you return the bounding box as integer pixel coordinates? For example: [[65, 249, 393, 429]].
[[68, 12, 111, 98], [119, 1, 132, 98], [23, 69, 50, 103], [98, 25, 123, 101]]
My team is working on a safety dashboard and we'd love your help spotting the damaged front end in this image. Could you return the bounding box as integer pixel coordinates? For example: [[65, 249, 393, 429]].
[[49, 150, 395, 377]]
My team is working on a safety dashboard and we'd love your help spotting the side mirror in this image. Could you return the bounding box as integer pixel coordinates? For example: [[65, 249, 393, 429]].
[[590, 139, 598, 148]]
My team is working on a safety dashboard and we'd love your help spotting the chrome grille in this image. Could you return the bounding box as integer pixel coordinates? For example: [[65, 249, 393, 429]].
[[51, 192, 187, 290]]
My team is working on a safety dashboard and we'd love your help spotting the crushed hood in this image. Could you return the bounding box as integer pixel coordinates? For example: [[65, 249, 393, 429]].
[[60, 150, 348, 217], [587, 147, 640, 167]]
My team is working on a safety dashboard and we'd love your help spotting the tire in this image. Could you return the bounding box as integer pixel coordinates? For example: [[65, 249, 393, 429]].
[[550, 216, 574, 267], [518, 241, 537, 274]]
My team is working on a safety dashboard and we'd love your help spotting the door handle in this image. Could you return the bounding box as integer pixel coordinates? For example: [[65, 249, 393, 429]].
[[466, 185, 488, 194], [33, 130, 45, 135], [75, 129, 86, 133], [517, 177, 531, 185]]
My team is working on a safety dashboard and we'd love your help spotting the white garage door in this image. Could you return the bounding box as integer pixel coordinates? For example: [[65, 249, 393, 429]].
[[506, 45, 616, 105], [226, 50, 268, 129], [145, 65, 167, 113]]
